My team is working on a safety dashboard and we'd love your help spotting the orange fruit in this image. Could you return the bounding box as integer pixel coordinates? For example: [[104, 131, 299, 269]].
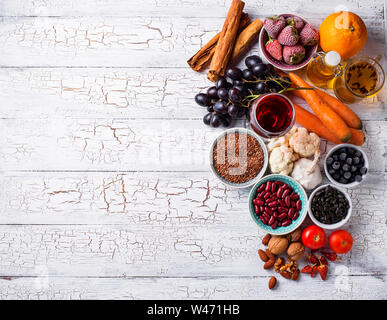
[[319, 11, 367, 59]]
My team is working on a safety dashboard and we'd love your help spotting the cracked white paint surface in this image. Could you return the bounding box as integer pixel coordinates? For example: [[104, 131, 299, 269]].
[[0, 0, 386, 299]]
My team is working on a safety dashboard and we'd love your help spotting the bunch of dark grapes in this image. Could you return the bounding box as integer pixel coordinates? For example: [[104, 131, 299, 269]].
[[194, 55, 292, 128]]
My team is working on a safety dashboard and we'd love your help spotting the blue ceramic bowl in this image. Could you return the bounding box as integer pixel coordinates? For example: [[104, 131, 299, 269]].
[[248, 174, 308, 235]]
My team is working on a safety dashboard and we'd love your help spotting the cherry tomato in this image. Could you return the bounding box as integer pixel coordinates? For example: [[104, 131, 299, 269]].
[[329, 230, 353, 254], [301, 225, 326, 249]]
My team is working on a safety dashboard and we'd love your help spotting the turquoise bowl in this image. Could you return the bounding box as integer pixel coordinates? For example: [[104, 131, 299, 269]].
[[248, 174, 308, 235]]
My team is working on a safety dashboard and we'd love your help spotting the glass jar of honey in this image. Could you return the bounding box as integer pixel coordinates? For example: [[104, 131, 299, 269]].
[[306, 51, 343, 88], [333, 56, 385, 104]]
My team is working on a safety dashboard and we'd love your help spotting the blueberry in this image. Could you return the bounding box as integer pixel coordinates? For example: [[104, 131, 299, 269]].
[[332, 161, 341, 170], [326, 157, 334, 165], [339, 153, 347, 161], [351, 165, 357, 173], [333, 155, 339, 161], [342, 164, 350, 171], [360, 167, 367, 175], [328, 169, 336, 176], [355, 175, 363, 182], [333, 173, 340, 180], [347, 148, 355, 155], [343, 172, 352, 180], [353, 157, 360, 165], [346, 158, 353, 165], [339, 177, 348, 184], [354, 150, 362, 158]]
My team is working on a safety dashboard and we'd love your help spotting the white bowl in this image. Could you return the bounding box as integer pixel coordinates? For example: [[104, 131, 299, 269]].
[[308, 184, 352, 230], [209, 128, 268, 189], [324, 144, 369, 189]]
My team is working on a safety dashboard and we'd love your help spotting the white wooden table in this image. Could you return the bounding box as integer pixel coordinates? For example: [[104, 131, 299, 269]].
[[0, 0, 386, 300]]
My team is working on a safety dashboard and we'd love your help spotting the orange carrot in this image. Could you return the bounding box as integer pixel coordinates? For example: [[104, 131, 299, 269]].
[[294, 103, 365, 146], [349, 128, 365, 146], [294, 103, 342, 144], [315, 89, 362, 129], [288, 72, 352, 142]]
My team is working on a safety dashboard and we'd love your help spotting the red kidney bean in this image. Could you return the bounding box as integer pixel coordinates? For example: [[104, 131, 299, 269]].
[[268, 201, 278, 207], [290, 192, 299, 200], [273, 212, 280, 219], [271, 183, 277, 193], [265, 181, 271, 192], [292, 211, 299, 220], [267, 197, 276, 203], [291, 201, 296, 208], [258, 191, 265, 198], [278, 207, 287, 213], [282, 189, 290, 199], [257, 184, 266, 193], [259, 206, 264, 214], [256, 199, 264, 206], [260, 215, 268, 225], [276, 188, 283, 198], [287, 208, 294, 219], [263, 212, 270, 220], [272, 220, 278, 229], [278, 199, 286, 207], [263, 193, 270, 199], [281, 219, 292, 227], [285, 195, 290, 207], [278, 213, 287, 220], [268, 216, 275, 225], [264, 207, 272, 215], [254, 205, 259, 213], [296, 200, 302, 211]]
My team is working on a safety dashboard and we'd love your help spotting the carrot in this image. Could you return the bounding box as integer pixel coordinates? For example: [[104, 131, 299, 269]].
[[294, 103, 365, 146], [315, 89, 362, 129], [349, 128, 365, 146], [288, 72, 352, 142], [293, 103, 342, 144]]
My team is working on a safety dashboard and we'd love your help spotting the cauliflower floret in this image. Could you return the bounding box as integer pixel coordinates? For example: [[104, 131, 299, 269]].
[[269, 145, 298, 175], [289, 127, 320, 158], [267, 135, 289, 152]]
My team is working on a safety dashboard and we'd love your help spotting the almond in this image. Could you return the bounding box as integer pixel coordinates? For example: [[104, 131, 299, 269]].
[[262, 234, 271, 246], [280, 271, 292, 279], [291, 269, 300, 281], [264, 259, 275, 269], [268, 276, 277, 290], [265, 249, 276, 261], [258, 249, 269, 262]]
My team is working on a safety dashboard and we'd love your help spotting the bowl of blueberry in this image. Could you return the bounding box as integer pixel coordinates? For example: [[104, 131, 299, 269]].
[[324, 144, 369, 188]]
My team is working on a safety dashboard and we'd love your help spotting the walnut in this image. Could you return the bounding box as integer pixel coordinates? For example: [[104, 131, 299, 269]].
[[286, 228, 302, 242], [268, 236, 289, 255], [287, 242, 305, 260]]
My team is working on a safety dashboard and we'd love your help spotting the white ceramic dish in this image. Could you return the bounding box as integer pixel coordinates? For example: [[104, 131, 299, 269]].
[[209, 128, 268, 189], [324, 144, 369, 189], [308, 184, 352, 230]]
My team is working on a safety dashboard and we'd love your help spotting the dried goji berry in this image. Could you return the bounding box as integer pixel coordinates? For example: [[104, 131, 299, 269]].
[[321, 249, 341, 262], [301, 265, 313, 274], [319, 255, 328, 266], [317, 265, 328, 280], [308, 254, 320, 266]]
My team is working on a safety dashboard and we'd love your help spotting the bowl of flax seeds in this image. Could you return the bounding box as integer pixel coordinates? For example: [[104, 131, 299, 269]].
[[209, 128, 268, 188]]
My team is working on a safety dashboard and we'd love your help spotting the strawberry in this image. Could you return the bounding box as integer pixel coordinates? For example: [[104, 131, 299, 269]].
[[265, 37, 283, 61], [264, 16, 286, 38], [283, 45, 305, 65], [300, 23, 319, 46], [277, 25, 299, 46], [286, 16, 304, 32]]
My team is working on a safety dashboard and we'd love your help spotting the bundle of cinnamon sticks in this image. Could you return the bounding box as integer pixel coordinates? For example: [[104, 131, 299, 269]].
[[187, 0, 263, 82]]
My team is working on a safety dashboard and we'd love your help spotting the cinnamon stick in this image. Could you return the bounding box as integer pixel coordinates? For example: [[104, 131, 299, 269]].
[[187, 13, 250, 72], [230, 18, 263, 62], [207, 0, 245, 82]]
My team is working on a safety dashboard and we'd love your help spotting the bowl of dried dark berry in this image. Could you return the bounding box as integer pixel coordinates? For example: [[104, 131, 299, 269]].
[[324, 144, 368, 188], [248, 174, 308, 235], [308, 184, 352, 230]]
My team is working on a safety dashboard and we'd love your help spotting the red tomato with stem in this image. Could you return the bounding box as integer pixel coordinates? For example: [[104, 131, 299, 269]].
[[329, 230, 353, 254], [302, 225, 327, 249]]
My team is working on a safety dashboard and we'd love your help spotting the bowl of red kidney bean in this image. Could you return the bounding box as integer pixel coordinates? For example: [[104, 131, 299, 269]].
[[248, 174, 308, 235]]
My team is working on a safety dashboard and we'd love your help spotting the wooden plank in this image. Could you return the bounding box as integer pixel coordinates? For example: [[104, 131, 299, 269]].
[[0, 119, 385, 171], [0, 172, 385, 226], [0, 0, 384, 20], [0, 214, 385, 278], [0, 275, 386, 300], [0, 67, 385, 120], [0, 16, 384, 68]]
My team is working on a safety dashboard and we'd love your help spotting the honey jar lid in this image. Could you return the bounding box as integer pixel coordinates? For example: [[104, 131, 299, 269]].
[[324, 51, 341, 67]]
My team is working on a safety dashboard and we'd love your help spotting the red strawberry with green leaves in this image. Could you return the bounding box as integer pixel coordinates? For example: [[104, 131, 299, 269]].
[[300, 23, 319, 46], [265, 36, 283, 61], [286, 16, 304, 32], [264, 15, 286, 38], [278, 25, 299, 46], [283, 45, 305, 65]]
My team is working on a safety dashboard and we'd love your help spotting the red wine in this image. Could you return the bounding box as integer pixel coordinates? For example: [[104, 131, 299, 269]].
[[250, 93, 294, 138]]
